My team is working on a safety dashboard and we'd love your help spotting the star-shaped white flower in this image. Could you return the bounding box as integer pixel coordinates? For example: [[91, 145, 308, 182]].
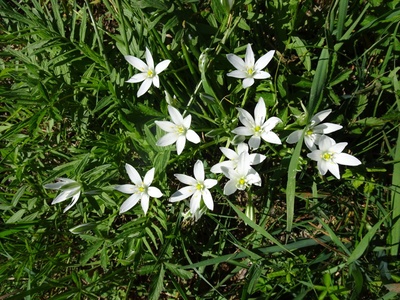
[[307, 135, 361, 179], [232, 98, 282, 149], [115, 164, 163, 214], [287, 109, 343, 150], [170, 160, 218, 215], [221, 151, 262, 195], [226, 44, 275, 88], [155, 105, 201, 155], [210, 142, 266, 173], [44, 178, 82, 213], [125, 48, 171, 97]]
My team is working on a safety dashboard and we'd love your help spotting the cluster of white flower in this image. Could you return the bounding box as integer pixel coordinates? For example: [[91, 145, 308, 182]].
[[44, 44, 361, 220]]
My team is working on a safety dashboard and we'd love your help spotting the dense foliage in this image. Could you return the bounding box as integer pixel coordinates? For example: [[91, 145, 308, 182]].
[[1, 0, 400, 298]]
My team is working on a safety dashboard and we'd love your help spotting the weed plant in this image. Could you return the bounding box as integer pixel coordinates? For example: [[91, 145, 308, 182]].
[[1, 0, 400, 299]]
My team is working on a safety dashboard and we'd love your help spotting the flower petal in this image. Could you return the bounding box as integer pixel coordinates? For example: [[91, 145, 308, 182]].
[[120, 193, 141, 214], [204, 178, 218, 189], [254, 50, 275, 70], [334, 153, 361, 166], [232, 126, 254, 136], [126, 73, 147, 83], [327, 162, 341, 179], [253, 71, 271, 79], [193, 160, 205, 182], [249, 153, 266, 165], [223, 179, 237, 195], [114, 184, 136, 194], [226, 70, 246, 79], [330, 142, 348, 154], [263, 117, 282, 131], [210, 161, 235, 174], [248, 136, 261, 149], [226, 54, 245, 71], [155, 59, 171, 74], [63, 192, 80, 212], [170, 186, 194, 202], [152, 75, 160, 88], [182, 114, 192, 129], [202, 189, 214, 211], [254, 98, 266, 126], [307, 150, 322, 162], [318, 135, 335, 151], [141, 193, 150, 215], [148, 186, 163, 198], [313, 123, 342, 134], [244, 44, 255, 67], [318, 160, 329, 176], [125, 163, 142, 185], [286, 130, 302, 144], [261, 131, 282, 145], [124, 55, 147, 71], [168, 105, 184, 125], [137, 78, 153, 97], [236, 108, 255, 128], [155, 120, 177, 133], [190, 191, 202, 214], [311, 109, 331, 126], [176, 135, 186, 155], [186, 129, 200, 144], [143, 168, 155, 186], [242, 77, 254, 88], [145, 48, 154, 69], [157, 132, 179, 147], [174, 174, 197, 186]]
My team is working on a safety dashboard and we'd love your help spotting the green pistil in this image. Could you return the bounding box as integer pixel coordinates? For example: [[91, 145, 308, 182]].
[[147, 69, 154, 77], [306, 129, 313, 136], [177, 125, 186, 135], [322, 152, 332, 161], [246, 67, 254, 76], [138, 185, 145, 193], [196, 183, 204, 191]]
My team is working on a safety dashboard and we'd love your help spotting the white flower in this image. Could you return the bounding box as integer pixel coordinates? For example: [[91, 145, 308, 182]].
[[210, 142, 266, 173], [307, 135, 361, 179], [115, 164, 163, 214], [232, 98, 282, 149], [226, 44, 275, 88], [125, 48, 171, 97], [44, 178, 82, 213], [155, 105, 201, 155], [221, 151, 262, 195], [170, 160, 218, 215], [287, 109, 343, 150]]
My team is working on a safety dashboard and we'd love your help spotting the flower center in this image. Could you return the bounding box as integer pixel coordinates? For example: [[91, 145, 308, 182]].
[[254, 125, 262, 136], [147, 69, 155, 78], [321, 152, 333, 161], [236, 177, 247, 190], [306, 129, 314, 136], [246, 67, 254, 76], [138, 184, 146, 193], [196, 182, 204, 191], [177, 125, 186, 135]]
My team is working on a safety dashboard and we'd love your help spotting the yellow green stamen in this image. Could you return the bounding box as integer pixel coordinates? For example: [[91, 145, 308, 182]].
[[322, 152, 332, 161]]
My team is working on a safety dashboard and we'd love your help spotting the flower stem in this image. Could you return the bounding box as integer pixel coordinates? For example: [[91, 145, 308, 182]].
[[241, 88, 250, 107]]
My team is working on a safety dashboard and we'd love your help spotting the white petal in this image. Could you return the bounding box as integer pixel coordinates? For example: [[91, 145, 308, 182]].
[[63, 192, 80, 212], [145, 48, 154, 69], [253, 71, 271, 79], [170, 186, 194, 202], [244, 44, 255, 67], [119, 193, 141, 214], [176, 135, 186, 155], [210, 161, 235, 174], [232, 126, 254, 136], [318, 135, 335, 151], [286, 130, 302, 144], [190, 191, 202, 214], [242, 77, 254, 88], [204, 178, 218, 189], [223, 180, 237, 195], [327, 162, 341, 179], [261, 131, 281, 145], [186, 130, 200, 144], [193, 160, 205, 182], [174, 174, 197, 186], [304, 135, 317, 150], [318, 160, 329, 176], [124, 55, 147, 71], [249, 153, 266, 165], [236, 108, 255, 128], [248, 136, 261, 149], [220, 147, 238, 159], [141, 193, 150, 215], [157, 132, 179, 147], [155, 60, 171, 74], [51, 190, 71, 204], [263, 117, 282, 131], [137, 78, 153, 97], [334, 153, 361, 166], [202, 189, 214, 211], [311, 109, 331, 126], [226, 54, 245, 71], [313, 123, 342, 134], [307, 150, 322, 162], [126, 73, 147, 83], [152, 75, 160, 88], [143, 168, 155, 186], [237, 143, 249, 154], [125, 164, 142, 185], [237, 152, 251, 175], [168, 105, 184, 125], [227, 70, 247, 79], [254, 98, 266, 126], [44, 182, 66, 190], [247, 173, 261, 186], [330, 142, 348, 154], [155, 120, 177, 133], [254, 50, 275, 70], [114, 184, 136, 194], [148, 186, 163, 198], [183, 114, 192, 129]]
